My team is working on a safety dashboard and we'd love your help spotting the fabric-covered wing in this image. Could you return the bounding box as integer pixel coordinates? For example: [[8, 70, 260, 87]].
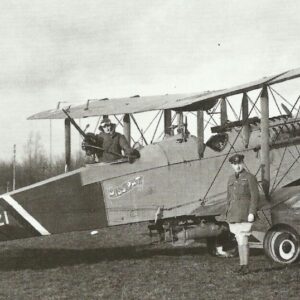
[[28, 68, 300, 120], [28, 93, 205, 120], [167, 68, 300, 111]]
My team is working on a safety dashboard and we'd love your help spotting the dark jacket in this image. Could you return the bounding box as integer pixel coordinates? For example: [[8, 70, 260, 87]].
[[225, 169, 259, 223], [96, 132, 134, 162]]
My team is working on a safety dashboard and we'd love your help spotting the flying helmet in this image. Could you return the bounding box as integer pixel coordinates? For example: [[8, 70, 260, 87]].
[[99, 118, 116, 132]]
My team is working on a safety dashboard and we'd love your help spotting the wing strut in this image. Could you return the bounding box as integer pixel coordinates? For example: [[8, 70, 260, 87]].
[[164, 109, 172, 136], [65, 118, 71, 172], [123, 114, 131, 146], [260, 85, 270, 196], [220, 97, 227, 125], [242, 93, 250, 148], [197, 110, 204, 158]]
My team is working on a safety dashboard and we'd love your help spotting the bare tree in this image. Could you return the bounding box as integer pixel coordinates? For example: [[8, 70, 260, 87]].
[[0, 132, 87, 191], [20, 132, 49, 186]]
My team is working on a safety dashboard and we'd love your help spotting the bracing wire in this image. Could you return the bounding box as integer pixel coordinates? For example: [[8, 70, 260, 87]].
[[130, 114, 148, 145], [269, 92, 300, 145], [125, 110, 162, 145], [143, 110, 162, 135], [268, 90, 300, 193], [226, 97, 239, 120], [204, 99, 221, 130], [269, 86, 293, 108], [113, 114, 124, 127], [268, 86, 287, 190], [268, 87, 282, 115], [271, 153, 300, 193], [292, 95, 300, 117], [201, 89, 263, 206], [247, 95, 261, 115], [270, 146, 288, 192], [209, 100, 261, 188], [113, 115, 136, 144], [296, 97, 300, 118], [188, 111, 215, 127], [151, 110, 164, 144]]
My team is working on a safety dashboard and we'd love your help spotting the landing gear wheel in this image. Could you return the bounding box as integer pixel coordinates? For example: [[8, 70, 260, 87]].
[[263, 226, 300, 264]]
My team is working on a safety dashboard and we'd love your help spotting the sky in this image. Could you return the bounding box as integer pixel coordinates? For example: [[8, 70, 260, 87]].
[[1, 0, 300, 162]]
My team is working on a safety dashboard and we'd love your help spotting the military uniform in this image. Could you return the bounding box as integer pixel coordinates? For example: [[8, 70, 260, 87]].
[[226, 170, 259, 223], [225, 154, 259, 275]]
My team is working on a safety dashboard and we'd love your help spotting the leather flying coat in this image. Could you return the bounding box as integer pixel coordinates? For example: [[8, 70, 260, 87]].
[[96, 132, 133, 163]]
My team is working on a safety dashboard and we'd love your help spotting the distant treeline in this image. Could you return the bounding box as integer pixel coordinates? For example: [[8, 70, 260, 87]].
[[0, 132, 85, 194]]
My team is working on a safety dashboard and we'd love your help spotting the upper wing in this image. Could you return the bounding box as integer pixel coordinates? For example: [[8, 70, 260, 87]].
[[28, 93, 206, 120], [166, 68, 300, 111], [28, 68, 300, 120]]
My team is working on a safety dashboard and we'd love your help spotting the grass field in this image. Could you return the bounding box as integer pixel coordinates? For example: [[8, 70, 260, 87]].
[[0, 223, 299, 300]]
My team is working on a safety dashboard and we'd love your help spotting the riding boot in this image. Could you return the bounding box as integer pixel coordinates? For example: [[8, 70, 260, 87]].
[[235, 246, 244, 273], [240, 245, 250, 274], [243, 245, 249, 266], [235, 245, 250, 274], [238, 245, 244, 265]]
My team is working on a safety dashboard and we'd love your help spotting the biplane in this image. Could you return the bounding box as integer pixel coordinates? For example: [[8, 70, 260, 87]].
[[1, 68, 300, 265]]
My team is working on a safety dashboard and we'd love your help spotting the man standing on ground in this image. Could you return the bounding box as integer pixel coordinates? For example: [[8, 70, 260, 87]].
[[226, 154, 259, 275]]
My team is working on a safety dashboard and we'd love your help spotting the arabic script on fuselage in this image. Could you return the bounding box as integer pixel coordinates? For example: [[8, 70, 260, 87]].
[[108, 176, 143, 199]]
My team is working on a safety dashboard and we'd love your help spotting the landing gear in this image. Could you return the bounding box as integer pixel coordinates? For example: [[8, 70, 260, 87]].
[[263, 225, 300, 264], [148, 217, 238, 257]]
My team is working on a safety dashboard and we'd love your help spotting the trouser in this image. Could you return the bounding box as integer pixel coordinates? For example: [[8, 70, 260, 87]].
[[229, 222, 253, 265]]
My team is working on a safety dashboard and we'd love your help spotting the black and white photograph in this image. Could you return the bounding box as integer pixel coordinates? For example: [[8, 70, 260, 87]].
[[0, 0, 299, 299]]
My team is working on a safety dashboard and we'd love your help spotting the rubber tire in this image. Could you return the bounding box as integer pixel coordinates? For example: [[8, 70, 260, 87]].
[[263, 226, 300, 264]]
